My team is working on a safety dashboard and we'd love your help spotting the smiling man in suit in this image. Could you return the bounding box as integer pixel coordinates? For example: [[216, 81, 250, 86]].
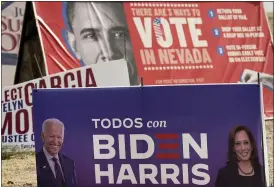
[[35, 118, 77, 187]]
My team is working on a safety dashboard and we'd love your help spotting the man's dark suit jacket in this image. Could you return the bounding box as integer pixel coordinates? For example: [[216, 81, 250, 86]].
[[36, 150, 77, 187]]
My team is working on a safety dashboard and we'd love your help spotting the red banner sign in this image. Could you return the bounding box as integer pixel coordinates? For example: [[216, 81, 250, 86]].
[[33, 2, 273, 118]]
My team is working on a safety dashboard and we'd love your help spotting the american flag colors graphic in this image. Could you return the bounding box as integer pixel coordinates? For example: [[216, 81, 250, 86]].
[[153, 17, 163, 40]]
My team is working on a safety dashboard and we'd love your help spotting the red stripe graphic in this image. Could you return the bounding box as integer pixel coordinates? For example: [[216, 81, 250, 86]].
[[159, 143, 179, 149], [156, 134, 179, 139], [156, 153, 179, 159]]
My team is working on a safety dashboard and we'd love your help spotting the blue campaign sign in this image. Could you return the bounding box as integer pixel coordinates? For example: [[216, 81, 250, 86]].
[[33, 84, 266, 187]]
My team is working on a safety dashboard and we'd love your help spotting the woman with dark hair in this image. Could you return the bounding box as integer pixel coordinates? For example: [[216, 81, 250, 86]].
[[215, 125, 266, 187]]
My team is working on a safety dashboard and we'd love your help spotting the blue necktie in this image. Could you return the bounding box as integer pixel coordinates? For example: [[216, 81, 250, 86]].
[[52, 157, 65, 187]]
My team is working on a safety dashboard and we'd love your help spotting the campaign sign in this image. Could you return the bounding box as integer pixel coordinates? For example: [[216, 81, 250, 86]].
[[2, 2, 25, 59], [33, 84, 266, 187], [1, 59, 130, 151], [33, 2, 273, 117]]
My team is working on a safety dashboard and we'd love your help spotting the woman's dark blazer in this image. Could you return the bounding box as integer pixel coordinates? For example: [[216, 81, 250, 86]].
[[215, 161, 266, 187]]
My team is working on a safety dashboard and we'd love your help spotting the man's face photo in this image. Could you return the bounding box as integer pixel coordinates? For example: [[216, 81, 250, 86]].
[[66, 2, 138, 85], [42, 122, 64, 156]]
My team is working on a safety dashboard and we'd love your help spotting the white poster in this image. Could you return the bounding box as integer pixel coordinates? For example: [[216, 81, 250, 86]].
[[1, 60, 130, 151]]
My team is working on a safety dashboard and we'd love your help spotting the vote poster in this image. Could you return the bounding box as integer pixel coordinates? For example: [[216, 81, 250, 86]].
[[1, 60, 130, 151], [32, 84, 268, 187], [32, 2, 273, 118]]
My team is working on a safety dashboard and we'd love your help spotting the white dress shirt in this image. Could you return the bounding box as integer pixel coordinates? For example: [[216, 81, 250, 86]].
[[43, 146, 65, 180]]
